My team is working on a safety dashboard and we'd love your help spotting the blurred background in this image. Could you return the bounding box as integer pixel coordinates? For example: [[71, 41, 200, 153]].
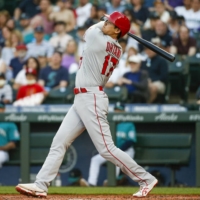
[[0, 0, 199, 188]]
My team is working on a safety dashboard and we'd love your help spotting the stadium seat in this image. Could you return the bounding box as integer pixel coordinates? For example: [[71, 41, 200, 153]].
[[186, 53, 200, 90], [167, 55, 190, 103], [68, 73, 77, 88], [104, 86, 128, 103], [43, 87, 74, 104]]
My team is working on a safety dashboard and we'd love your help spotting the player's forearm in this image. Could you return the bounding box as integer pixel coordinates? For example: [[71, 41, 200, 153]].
[[0, 142, 16, 151]]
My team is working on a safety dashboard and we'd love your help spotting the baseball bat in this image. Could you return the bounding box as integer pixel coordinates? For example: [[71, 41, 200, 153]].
[[127, 33, 175, 62]]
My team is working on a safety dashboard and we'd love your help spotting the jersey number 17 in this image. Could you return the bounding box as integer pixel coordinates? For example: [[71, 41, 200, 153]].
[[101, 54, 118, 77]]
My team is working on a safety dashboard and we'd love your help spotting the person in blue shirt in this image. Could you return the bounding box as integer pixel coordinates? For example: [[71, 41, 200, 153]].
[[0, 104, 20, 168], [118, 55, 149, 103], [87, 102, 136, 186], [38, 51, 69, 91]]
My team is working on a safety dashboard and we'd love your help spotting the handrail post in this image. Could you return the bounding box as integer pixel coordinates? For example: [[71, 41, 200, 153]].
[[196, 122, 200, 186], [20, 122, 30, 183]]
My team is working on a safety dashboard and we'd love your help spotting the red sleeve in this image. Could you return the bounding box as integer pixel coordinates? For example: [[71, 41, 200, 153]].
[[17, 86, 26, 100]]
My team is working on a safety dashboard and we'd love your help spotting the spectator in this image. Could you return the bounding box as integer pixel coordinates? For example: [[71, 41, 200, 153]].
[[0, 108, 20, 168], [175, 0, 191, 26], [1, 31, 15, 67], [16, 13, 34, 44], [97, 5, 107, 21], [0, 26, 11, 49], [27, 26, 54, 59], [118, 55, 149, 103], [61, 40, 79, 74], [49, 21, 73, 53], [185, 0, 200, 32], [0, 10, 10, 30], [87, 102, 136, 186], [0, 73, 13, 104], [49, 0, 76, 32], [141, 45, 168, 103], [105, 0, 126, 14], [9, 44, 28, 79], [130, 0, 149, 25], [14, 57, 40, 90], [168, 11, 182, 38], [154, 20, 172, 51], [32, 0, 54, 35], [84, 4, 99, 28], [170, 25, 197, 56], [123, 9, 141, 37], [68, 168, 89, 186], [38, 51, 69, 91], [6, 19, 15, 31], [64, 0, 77, 18], [38, 51, 48, 69], [76, 25, 87, 57], [0, 59, 7, 75], [144, 0, 170, 29], [2, 30, 23, 68], [154, 0, 170, 23], [16, 68, 44, 100], [164, 0, 184, 11], [142, 11, 160, 32], [0, 11, 10, 49], [14, 0, 40, 21], [76, 0, 92, 27]]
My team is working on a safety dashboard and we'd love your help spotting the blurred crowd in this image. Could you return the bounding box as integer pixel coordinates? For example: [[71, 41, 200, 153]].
[[0, 0, 199, 105]]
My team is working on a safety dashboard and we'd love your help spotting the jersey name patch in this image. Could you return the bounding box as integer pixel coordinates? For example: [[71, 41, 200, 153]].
[[106, 42, 121, 59]]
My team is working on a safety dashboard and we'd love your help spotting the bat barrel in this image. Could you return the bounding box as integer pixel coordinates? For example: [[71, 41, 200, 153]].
[[127, 33, 175, 62]]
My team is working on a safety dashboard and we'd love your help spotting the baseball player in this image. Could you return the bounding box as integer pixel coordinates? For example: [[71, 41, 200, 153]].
[[16, 11, 158, 198], [88, 102, 136, 186]]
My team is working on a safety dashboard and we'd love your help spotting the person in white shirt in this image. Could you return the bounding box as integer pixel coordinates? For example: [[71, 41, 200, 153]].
[[13, 57, 40, 90], [175, 0, 191, 20], [0, 73, 13, 104], [49, 21, 73, 53], [76, 0, 92, 27], [144, 0, 170, 29], [184, 0, 200, 31], [26, 26, 54, 59], [49, 0, 76, 32]]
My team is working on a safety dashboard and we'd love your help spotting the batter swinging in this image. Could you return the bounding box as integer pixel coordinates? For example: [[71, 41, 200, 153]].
[[16, 11, 158, 198]]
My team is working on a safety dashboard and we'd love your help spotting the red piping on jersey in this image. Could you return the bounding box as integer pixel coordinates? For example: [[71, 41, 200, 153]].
[[93, 94, 147, 186]]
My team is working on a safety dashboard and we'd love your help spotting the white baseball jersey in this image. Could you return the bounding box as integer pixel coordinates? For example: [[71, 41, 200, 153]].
[[75, 22, 123, 87]]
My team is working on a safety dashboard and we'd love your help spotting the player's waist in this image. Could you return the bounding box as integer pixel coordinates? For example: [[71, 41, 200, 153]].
[[74, 86, 103, 95]]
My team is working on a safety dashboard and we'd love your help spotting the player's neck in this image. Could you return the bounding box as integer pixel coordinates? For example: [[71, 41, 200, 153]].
[[108, 33, 118, 40]]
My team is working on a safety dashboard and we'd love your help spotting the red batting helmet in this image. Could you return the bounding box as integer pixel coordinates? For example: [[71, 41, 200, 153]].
[[104, 11, 131, 38]]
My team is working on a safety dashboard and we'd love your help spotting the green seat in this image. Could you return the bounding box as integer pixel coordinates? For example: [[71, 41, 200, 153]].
[[5, 132, 68, 167], [104, 86, 128, 103], [134, 133, 192, 186], [68, 73, 76, 88], [186, 54, 200, 90], [43, 87, 74, 104], [168, 55, 190, 103]]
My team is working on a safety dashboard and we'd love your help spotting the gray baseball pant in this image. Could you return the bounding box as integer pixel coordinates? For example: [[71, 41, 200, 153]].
[[35, 87, 155, 192]]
